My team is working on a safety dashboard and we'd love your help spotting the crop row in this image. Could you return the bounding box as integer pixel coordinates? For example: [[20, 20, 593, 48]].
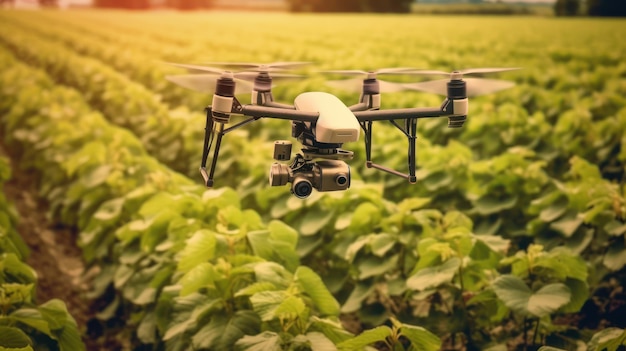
[[3, 12, 625, 192], [2, 10, 626, 349], [2, 38, 624, 349], [0, 156, 85, 350], [0, 44, 450, 350], [3, 7, 625, 289]]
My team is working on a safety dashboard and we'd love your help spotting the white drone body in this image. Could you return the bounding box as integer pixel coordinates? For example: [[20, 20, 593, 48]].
[[166, 61, 517, 198], [294, 92, 360, 144]]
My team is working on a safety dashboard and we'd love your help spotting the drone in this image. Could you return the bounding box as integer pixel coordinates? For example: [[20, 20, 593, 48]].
[[166, 61, 517, 198]]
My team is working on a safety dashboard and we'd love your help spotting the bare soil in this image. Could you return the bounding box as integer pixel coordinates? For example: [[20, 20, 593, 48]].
[[0, 143, 95, 347]]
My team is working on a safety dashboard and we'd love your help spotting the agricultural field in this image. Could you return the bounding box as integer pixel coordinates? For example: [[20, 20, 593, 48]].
[[0, 8, 625, 351]]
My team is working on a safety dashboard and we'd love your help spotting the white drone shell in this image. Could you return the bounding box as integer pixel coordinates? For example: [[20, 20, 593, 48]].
[[294, 92, 360, 144]]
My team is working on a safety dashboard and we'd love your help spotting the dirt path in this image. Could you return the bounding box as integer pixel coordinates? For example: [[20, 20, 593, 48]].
[[0, 143, 92, 341]]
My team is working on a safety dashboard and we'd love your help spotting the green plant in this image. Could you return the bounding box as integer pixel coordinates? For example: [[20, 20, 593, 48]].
[[494, 244, 589, 350]]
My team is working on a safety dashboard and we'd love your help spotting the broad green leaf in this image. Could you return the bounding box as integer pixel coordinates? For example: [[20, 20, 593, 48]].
[[306, 332, 337, 351], [309, 317, 354, 344], [268, 220, 298, 249], [177, 229, 216, 273], [550, 214, 583, 238], [235, 331, 282, 351], [492, 275, 571, 317], [349, 202, 381, 233], [561, 278, 589, 313], [603, 241, 626, 271], [345, 236, 370, 262], [9, 308, 52, 336], [253, 262, 293, 289], [357, 254, 399, 280], [369, 233, 396, 257], [539, 194, 568, 222], [341, 283, 376, 314], [38, 299, 71, 331], [422, 170, 453, 191], [55, 316, 85, 351], [399, 324, 441, 351], [0, 326, 31, 348], [247, 230, 273, 259], [295, 266, 340, 316], [203, 188, 241, 210], [250, 291, 288, 321], [300, 209, 335, 236], [93, 197, 125, 222], [407, 258, 460, 291], [0, 253, 37, 285], [162, 295, 220, 341], [473, 193, 518, 215], [527, 283, 571, 318], [338, 326, 392, 350], [37, 300, 85, 351], [588, 328, 626, 351], [137, 310, 157, 344], [178, 262, 215, 296], [192, 311, 260, 351], [234, 282, 277, 297], [273, 295, 307, 321], [397, 197, 431, 212]]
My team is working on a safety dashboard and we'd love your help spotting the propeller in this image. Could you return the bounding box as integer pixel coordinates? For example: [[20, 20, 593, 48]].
[[402, 67, 520, 97], [165, 62, 305, 94], [203, 61, 312, 72], [322, 67, 421, 93], [405, 77, 515, 97], [165, 73, 253, 95], [406, 67, 520, 77]]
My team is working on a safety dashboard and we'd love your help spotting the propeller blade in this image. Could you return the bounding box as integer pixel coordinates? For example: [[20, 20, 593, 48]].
[[379, 80, 411, 93], [165, 74, 253, 94], [404, 67, 520, 77], [204, 61, 311, 71], [404, 77, 515, 97], [235, 71, 303, 81], [323, 67, 419, 76], [459, 67, 521, 75], [326, 78, 363, 92], [166, 62, 225, 74], [326, 78, 409, 93]]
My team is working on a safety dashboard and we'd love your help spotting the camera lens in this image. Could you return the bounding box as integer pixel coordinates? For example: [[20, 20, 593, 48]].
[[336, 174, 348, 186], [292, 177, 313, 199]]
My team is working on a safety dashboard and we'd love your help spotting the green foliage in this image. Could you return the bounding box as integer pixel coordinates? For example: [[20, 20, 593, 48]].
[[337, 318, 441, 351], [1, 10, 625, 351]]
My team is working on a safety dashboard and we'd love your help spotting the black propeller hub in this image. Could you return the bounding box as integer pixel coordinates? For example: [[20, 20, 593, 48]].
[[447, 79, 466, 99], [362, 78, 380, 95], [215, 75, 236, 97], [254, 72, 273, 92]]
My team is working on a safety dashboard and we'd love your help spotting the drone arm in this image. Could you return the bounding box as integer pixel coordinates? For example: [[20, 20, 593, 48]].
[[239, 105, 319, 122], [264, 101, 297, 110], [354, 106, 448, 121]]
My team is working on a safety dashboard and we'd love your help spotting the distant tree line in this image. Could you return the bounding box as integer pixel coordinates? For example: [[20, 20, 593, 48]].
[[555, 0, 626, 16], [93, 0, 214, 10], [287, 0, 413, 13]]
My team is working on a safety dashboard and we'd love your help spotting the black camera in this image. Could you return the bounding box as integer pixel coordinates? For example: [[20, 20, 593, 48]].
[[269, 159, 351, 198]]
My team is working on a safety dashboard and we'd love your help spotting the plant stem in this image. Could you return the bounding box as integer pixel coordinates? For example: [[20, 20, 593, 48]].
[[523, 317, 528, 351], [532, 318, 540, 346]]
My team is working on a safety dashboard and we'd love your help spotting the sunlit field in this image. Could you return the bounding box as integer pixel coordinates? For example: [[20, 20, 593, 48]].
[[1, 9, 625, 351]]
